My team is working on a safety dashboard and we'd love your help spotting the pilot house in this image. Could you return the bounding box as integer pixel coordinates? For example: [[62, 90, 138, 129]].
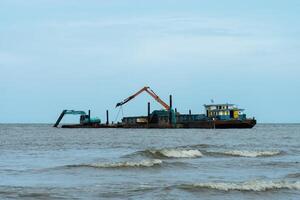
[[204, 104, 246, 120]]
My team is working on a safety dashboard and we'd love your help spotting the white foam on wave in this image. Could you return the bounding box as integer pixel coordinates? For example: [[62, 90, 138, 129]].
[[211, 150, 281, 157], [152, 149, 203, 158], [224, 150, 281, 157], [184, 180, 300, 191], [81, 159, 162, 168]]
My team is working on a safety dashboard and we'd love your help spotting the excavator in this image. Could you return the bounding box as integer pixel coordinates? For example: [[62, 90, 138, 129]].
[[53, 110, 101, 128], [116, 86, 176, 125]]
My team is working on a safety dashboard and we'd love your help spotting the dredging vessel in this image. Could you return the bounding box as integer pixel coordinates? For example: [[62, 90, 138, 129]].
[[117, 86, 256, 129], [53, 86, 256, 129]]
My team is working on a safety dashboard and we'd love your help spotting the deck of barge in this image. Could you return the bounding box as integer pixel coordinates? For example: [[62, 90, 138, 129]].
[[60, 119, 256, 129]]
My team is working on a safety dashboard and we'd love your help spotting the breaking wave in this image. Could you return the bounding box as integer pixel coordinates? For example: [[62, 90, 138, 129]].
[[178, 180, 300, 192], [67, 159, 162, 169], [144, 149, 203, 158], [206, 150, 281, 157]]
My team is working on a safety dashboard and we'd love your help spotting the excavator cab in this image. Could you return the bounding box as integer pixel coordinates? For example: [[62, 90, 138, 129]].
[[80, 114, 101, 125], [80, 114, 90, 124]]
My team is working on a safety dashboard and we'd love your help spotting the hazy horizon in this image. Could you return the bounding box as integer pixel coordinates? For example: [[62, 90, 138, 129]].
[[1, 0, 299, 123]]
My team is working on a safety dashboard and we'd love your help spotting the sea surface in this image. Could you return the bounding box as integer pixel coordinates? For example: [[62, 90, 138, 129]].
[[0, 124, 299, 199]]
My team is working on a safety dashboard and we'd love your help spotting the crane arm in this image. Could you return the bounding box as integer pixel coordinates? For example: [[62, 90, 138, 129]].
[[115, 86, 170, 110], [116, 86, 148, 107], [144, 88, 170, 110]]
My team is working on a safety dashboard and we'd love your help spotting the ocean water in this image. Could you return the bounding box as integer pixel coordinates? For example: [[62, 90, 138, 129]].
[[0, 124, 299, 199]]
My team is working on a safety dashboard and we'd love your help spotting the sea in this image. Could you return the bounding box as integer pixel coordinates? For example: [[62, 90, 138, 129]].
[[0, 124, 299, 199]]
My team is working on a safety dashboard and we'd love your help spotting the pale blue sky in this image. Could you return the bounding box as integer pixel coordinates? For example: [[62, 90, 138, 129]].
[[1, 0, 299, 123]]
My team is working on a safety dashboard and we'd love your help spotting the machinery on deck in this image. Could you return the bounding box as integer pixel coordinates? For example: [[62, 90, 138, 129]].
[[116, 86, 256, 129], [116, 86, 176, 127], [116, 86, 170, 110], [53, 110, 101, 128]]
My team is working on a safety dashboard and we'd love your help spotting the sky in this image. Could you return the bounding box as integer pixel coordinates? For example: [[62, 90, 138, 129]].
[[0, 0, 299, 123]]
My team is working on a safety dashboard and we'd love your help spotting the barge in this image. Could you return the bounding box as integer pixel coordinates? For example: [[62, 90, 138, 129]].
[[53, 86, 256, 129]]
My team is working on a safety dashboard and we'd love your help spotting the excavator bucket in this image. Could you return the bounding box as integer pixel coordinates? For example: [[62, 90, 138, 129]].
[[116, 103, 122, 107]]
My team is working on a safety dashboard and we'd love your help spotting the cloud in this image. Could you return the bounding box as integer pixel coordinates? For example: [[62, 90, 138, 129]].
[[43, 15, 249, 36], [31, 15, 255, 65]]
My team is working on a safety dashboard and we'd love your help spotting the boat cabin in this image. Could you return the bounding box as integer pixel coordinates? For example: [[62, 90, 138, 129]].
[[204, 104, 246, 120]]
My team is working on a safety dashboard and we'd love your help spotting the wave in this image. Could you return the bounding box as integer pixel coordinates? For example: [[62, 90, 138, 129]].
[[178, 144, 215, 149], [206, 150, 281, 157], [285, 172, 300, 179], [66, 159, 162, 169], [126, 145, 281, 159], [178, 180, 300, 192], [145, 149, 203, 158]]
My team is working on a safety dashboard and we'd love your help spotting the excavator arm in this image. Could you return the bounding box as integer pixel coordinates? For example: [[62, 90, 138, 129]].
[[116, 87, 148, 108], [116, 86, 170, 110], [53, 110, 86, 127]]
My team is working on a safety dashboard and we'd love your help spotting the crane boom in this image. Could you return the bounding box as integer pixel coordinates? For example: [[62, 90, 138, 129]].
[[116, 86, 170, 110]]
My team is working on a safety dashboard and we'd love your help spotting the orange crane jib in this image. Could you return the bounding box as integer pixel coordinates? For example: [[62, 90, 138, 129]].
[[115, 86, 170, 110]]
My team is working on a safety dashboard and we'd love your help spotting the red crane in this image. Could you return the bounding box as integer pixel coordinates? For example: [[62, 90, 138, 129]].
[[116, 86, 170, 110]]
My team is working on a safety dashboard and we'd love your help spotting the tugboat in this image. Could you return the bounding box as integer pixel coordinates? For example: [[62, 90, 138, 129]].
[[205, 103, 256, 128], [175, 104, 256, 128]]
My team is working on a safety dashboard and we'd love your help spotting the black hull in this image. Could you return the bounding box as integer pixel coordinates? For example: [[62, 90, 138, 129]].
[[61, 124, 120, 128], [179, 119, 256, 129], [60, 119, 256, 129]]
